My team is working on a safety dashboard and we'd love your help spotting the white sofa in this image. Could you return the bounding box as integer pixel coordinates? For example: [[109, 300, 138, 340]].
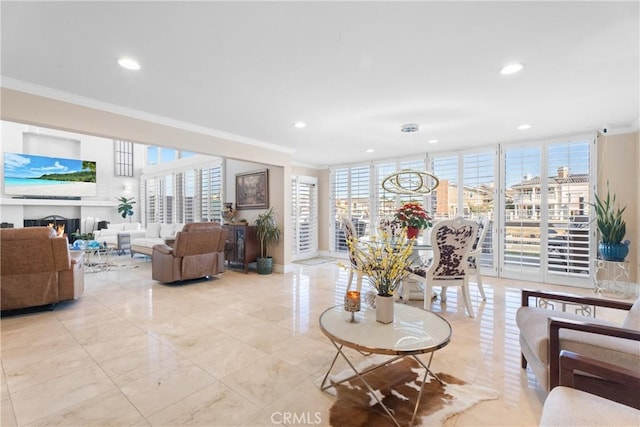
[[131, 222, 184, 257], [93, 222, 145, 254]]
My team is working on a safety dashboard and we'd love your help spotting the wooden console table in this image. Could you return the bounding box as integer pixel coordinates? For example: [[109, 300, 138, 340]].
[[223, 224, 259, 273]]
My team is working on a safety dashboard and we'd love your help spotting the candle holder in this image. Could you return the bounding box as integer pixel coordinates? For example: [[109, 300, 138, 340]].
[[344, 290, 361, 322]]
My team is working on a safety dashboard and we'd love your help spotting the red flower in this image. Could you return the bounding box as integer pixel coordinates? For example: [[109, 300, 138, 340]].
[[394, 203, 432, 230]]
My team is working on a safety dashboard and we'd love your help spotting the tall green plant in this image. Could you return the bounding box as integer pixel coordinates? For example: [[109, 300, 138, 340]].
[[255, 207, 281, 258], [116, 196, 136, 222], [592, 183, 626, 244]]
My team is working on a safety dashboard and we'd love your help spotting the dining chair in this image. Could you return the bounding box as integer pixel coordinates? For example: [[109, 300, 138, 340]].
[[467, 216, 489, 301], [405, 216, 478, 317], [377, 216, 403, 238], [340, 216, 364, 294]]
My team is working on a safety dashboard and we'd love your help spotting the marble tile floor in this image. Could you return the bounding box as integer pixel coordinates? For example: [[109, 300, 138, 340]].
[[0, 255, 624, 426]]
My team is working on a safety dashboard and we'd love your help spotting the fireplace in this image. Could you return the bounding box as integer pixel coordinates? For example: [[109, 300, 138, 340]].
[[24, 215, 81, 242]]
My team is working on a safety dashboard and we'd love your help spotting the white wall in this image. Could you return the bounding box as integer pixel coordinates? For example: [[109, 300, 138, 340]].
[[0, 120, 142, 230]]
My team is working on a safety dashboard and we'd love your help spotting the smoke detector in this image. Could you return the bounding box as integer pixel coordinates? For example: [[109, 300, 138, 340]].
[[401, 123, 419, 133]]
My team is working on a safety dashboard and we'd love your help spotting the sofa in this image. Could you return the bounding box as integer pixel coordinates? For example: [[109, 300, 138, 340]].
[[152, 222, 227, 283], [131, 222, 184, 257], [0, 227, 84, 311], [93, 222, 144, 254]]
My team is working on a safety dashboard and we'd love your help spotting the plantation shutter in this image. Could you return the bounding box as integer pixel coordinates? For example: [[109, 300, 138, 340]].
[[430, 155, 459, 220], [462, 151, 496, 273], [545, 140, 592, 280], [502, 145, 543, 277], [291, 176, 318, 259]]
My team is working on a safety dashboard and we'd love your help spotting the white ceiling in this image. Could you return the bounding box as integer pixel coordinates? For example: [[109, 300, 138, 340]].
[[1, 1, 638, 167]]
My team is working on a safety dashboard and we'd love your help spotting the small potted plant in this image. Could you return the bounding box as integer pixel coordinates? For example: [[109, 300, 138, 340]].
[[592, 183, 629, 261], [255, 207, 281, 274], [394, 202, 432, 239], [116, 196, 135, 222]]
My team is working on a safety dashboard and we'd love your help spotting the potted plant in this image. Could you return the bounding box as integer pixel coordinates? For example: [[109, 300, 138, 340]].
[[394, 202, 432, 239], [255, 207, 281, 274], [343, 229, 415, 323], [116, 196, 136, 222], [591, 183, 630, 261]]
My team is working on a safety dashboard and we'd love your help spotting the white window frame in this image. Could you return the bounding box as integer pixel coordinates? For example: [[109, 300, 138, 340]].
[[291, 175, 319, 261]]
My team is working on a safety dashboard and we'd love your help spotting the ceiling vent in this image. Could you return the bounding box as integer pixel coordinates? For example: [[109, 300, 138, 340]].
[[401, 123, 419, 133]]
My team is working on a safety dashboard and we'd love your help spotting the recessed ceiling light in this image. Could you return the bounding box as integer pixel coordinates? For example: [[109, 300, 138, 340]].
[[500, 63, 524, 75], [517, 124, 532, 130], [293, 121, 306, 129], [118, 57, 140, 70], [428, 139, 439, 144], [366, 148, 375, 153]]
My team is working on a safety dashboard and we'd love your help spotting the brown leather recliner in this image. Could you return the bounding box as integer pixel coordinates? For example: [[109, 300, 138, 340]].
[[1, 227, 84, 310], [151, 222, 227, 283]]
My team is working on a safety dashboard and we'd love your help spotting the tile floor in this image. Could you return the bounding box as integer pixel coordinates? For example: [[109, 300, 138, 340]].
[[0, 256, 622, 426]]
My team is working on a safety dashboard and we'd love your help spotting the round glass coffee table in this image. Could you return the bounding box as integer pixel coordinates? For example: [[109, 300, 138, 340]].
[[319, 304, 452, 427]]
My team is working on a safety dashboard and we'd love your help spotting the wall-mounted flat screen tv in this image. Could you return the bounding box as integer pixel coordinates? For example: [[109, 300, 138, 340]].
[[3, 152, 97, 197]]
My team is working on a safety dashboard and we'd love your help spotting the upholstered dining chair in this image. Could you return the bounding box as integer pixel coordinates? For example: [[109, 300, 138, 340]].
[[340, 216, 364, 294], [467, 216, 489, 301], [405, 216, 478, 317], [377, 216, 403, 238]]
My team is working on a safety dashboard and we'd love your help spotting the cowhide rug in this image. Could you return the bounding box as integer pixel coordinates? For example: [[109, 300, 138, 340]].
[[322, 357, 499, 427]]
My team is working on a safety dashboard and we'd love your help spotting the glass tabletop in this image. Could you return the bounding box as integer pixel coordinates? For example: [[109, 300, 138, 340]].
[[319, 304, 451, 355]]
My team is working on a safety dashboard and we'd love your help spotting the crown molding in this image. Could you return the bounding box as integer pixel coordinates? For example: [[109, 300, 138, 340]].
[[1, 77, 296, 155]]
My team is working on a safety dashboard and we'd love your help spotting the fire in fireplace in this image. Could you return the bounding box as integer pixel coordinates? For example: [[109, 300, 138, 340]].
[[24, 216, 80, 242], [48, 223, 65, 237]]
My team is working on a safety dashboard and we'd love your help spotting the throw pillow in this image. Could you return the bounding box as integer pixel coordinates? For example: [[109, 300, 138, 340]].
[[123, 223, 141, 231], [145, 222, 161, 238], [160, 223, 176, 239]]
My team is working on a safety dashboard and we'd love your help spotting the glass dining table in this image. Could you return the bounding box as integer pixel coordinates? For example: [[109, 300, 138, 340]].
[[358, 234, 433, 301]]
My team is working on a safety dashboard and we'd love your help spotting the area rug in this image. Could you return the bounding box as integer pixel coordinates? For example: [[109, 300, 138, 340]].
[[296, 257, 334, 265], [320, 357, 499, 427]]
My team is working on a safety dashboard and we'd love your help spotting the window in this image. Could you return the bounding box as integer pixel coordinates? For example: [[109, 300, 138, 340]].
[[200, 167, 222, 222], [114, 140, 134, 176], [330, 158, 427, 254], [428, 150, 496, 273], [430, 155, 458, 220], [328, 135, 594, 287], [501, 138, 593, 285], [291, 176, 318, 259], [142, 162, 222, 225], [146, 146, 192, 166], [502, 145, 542, 274]]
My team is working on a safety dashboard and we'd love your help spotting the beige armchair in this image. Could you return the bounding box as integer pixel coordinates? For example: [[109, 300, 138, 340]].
[[516, 289, 640, 391], [152, 222, 227, 283], [539, 350, 640, 426]]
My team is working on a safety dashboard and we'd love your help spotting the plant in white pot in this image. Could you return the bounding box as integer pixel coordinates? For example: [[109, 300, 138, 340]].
[[255, 207, 281, 274], [592, 183, 630, 261]]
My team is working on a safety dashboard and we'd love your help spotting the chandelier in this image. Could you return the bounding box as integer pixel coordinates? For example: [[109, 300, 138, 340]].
[[381, 169, 439, 195]]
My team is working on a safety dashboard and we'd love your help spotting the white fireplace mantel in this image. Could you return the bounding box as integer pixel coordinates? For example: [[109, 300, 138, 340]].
[[1, 198, 116, 207]]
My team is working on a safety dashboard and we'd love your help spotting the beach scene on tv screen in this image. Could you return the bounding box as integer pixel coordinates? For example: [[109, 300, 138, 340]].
[[4, 152, 97, 197]]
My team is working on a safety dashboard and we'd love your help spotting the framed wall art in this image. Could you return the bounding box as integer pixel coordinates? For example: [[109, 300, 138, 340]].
[[236, 169, 269, 209]]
